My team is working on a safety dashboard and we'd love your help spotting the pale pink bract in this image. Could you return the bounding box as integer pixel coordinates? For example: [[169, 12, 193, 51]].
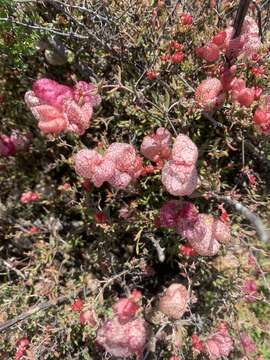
[[158, 283, 189, 320], [113, 298, 139, 324], [74, 143, 143, 189], [195, 78, 225, 112], [253, 96, 270, 135], [96, 317, 148, 358], [161, 161, 198, 196], [171, 134, 198, 166], [203, 330, 234, 360], [230, 78, 255, 107], [161, 133, 199, 196], [25, 78, 101, 135], [140, 127, 172, 162]]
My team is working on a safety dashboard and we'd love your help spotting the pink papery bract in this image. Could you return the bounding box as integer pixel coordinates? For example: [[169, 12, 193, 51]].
[[96, 317, 148, 358], [25, 78, 101, 135], [74, 149, 103, 179], [253, 96, 270, 135], [183, 214, 221, 256], [204, 329, 234, 360], [74, 81, 101, 107], [230, 78, 255, 107], [196, 43, 220, 62], [113, 298, 139, 324], [157, 200, 183, 228], [158, 283, 189, 320], [161, 160, 198, 196], [74, 143, 143, 190], [195, 78, 225, 112], [140, 127, 172, 162], [171, 134, 198, 166]]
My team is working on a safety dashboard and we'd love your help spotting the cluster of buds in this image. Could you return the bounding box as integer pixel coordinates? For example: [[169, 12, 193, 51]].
[[25, 78, 101, 135], [194, 16, 270, 136], [192, 323, 234, 360], [0, 131, 31, 157], [96, 290, 148, 358], [158, 283, 189, 319], [196, 16, 261, 63], [156, 200, 231, 256], [160, 40, 185, 64], [74, 143, 143, 190]]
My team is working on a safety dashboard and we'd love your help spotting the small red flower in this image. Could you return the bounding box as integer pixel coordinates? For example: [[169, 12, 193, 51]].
[[79, 310, 97, 326], [180, 13, 193, 26], [171, 52, 185, 64], [28, 226, 40, 234], [212, 31, 227, 46], [251, 66, 265, 77], [130, 289, 142, 302], [20, 191, 40, 204], [141, 164, 155, 176], [169, 356, 181, 360], [218, 203, 229, 223], [94, 211, 107, 224], [179, 244, 197, 256], [192, 334, 203, 353], [146, 70, 158, 80], [160, 54, 171, 62], [71, 298, 84, 312], [253, 86, 263, 100], [15, 338, 30, 360], [169, 41, 183, 51]]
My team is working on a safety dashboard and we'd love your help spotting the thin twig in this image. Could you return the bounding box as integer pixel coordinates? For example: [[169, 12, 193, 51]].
[[0, 17, 88, 39], [0, 293, 72, 332]]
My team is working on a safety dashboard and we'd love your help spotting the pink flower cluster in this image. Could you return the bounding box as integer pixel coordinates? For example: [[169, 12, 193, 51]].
[[192, 323, 233, 359], [96, 292, 148, 358], [241, 279, 258, 302], [74, 143, 143, 189], [15, 338, 30, 360], [240, 332, 256, 354], [195, 78, 225, 112], [20, 191, 40, 204], [203, 323, 234, 360], [0, 132, 31, 157], [196, 16, 261, 63], [25, 78, 101, 135], [157, 200, 231, 256], [140, 127, 172, 163], [161, 134, 198, 196], [253, 95, 270, 135], [158, 283, 189, 319]]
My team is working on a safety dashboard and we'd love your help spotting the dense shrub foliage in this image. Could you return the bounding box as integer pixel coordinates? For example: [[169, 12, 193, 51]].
[[0, 1, 270, 359]]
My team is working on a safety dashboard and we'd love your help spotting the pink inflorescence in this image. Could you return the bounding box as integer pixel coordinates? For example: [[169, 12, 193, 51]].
[[158, 283, 189, 320], [96, 296, 148, 358], [203, 323, 234, 360], [74, 143, 143, 190], [157, 200, 231, 256], [253, 95, 270, 135], [230, 78, 255, 108], [195, 78, 226, 112], [25, 79, 101, 135], [0, 131, 31, 157], [196, 16, 261, 63], [161, 134, 198, 196], [140, 127, 172, 163]]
